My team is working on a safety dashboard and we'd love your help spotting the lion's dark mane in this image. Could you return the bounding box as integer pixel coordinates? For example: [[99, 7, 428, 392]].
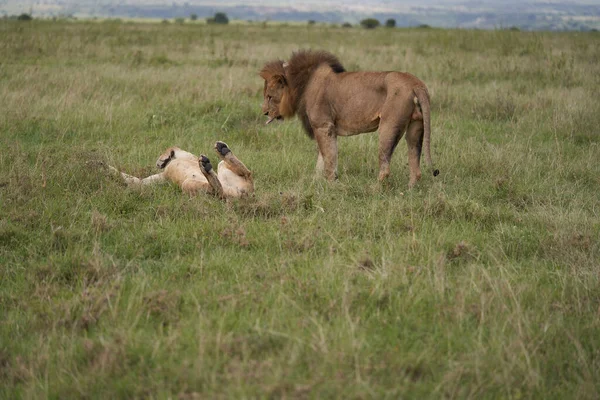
[[285, 50, 345, 139]]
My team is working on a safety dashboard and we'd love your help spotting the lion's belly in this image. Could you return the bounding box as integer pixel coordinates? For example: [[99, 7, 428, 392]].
[[165, 160, 207, 186], [332, 91, 384, 136], [336, 117, 380, 136]]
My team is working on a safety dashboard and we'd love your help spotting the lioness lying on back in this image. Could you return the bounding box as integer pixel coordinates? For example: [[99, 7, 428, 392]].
[[110, 141, 253, 199]]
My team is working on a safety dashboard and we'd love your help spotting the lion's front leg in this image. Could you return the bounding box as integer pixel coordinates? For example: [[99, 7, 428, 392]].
[[315, 149, 325, 175], [107, 165, 138, 184], [138, 173, 167, 186], [107, 165, 166, 186], [314, 124, 338, 181]]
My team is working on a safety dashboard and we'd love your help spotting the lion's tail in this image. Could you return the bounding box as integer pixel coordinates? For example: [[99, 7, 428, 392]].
[[413, 87, 439, 177]]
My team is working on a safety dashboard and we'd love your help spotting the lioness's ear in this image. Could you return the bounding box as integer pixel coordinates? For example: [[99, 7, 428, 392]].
[[170, 149, 175, 158]]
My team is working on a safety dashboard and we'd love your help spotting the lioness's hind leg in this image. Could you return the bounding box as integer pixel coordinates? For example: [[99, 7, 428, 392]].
[[405, 120, 424, 188], [214, 141, 252, 179], [199, 155, 225, 198]]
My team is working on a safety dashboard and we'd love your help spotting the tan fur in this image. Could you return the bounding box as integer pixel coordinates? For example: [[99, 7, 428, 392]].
[[260, 50, 438, 187], [109, 142, 253, 198]]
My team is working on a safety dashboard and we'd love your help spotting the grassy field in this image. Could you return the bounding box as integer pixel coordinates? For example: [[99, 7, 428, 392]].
[[1, 20, 599, 398]]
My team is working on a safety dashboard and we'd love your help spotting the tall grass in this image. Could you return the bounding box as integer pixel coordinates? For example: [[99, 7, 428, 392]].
[[1, 20, 599, 398]]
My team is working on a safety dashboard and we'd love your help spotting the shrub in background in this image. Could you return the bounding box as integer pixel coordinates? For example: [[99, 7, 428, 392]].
[[360, 18, 380, 29], [207, 12, 229, 25]]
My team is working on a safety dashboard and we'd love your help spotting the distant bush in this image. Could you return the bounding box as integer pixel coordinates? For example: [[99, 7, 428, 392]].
[[207, 12, 229, 25], [17, 13, 33, 21], [174, 17, 185, 24], [308, 20, 316, 25], [360, 18, 380, 29], [385, 18, 396, 28], [161, 19, 170, 24], [342, 22, 353, 28], [190, 14, 198, 21], [417, 24, 431, 29]]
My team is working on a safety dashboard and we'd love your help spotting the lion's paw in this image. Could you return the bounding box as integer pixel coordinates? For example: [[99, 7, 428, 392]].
[[215, 141, 231, 158], [199, 155, 213, 173]]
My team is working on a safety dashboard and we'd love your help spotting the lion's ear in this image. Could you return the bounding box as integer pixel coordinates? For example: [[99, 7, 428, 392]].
[[170, 149, 176, 158], [273, 74, 287, 87]]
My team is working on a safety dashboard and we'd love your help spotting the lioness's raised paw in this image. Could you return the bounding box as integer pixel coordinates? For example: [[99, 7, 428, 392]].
[[214, 141, 231, 158], [199, 155, 213, 173]]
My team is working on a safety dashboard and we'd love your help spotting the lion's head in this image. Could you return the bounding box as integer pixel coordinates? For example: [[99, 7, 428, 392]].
[[155, 147, 197, 169], [259, 60, 295, 125], [259, 50, 346, 128], [156, 147, 178, 169]]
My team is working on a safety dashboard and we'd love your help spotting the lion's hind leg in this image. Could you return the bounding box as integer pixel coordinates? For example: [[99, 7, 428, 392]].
[[377, 117, 409, 182], [405, 119, 424, 188], [199, 155, 225, 199], [214, 141, 252, 179], [377, 94, 417, 183]]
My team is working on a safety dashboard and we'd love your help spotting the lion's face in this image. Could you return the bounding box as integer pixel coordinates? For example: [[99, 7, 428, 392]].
[[156, 147, 178, 169], [262, 77, 286, 125], [260, 60, 296, 125]]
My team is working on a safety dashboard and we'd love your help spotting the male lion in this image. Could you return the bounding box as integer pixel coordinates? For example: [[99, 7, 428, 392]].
[[260, 50, 439, 187], [109, 141, 253, 199]]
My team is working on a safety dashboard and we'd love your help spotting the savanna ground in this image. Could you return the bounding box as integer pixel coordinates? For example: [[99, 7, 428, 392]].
[[0, 19, 599, 398]]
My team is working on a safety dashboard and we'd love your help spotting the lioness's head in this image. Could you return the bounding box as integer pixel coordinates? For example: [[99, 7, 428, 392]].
[[259, 60, 294, 125], [156, 147, 197, 169], [156, 147, 178, 169]]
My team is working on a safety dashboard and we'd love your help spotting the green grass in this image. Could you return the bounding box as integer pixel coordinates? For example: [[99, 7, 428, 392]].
[[1, 20, 599, 398]]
